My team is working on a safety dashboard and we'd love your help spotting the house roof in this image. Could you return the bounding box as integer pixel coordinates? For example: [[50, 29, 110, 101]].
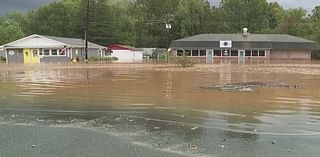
[[171, 34, 319, 50], [175, 34, 316, 43], [1, 34, 104, 49], [107, 44, 143, 51], [43, 35, 104, 49]]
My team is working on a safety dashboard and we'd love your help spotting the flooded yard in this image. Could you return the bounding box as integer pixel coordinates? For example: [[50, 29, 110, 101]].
[[1, 63, 320, 157]]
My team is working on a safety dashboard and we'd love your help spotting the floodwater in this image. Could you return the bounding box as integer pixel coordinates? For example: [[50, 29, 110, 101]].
[[1, 63, 320, 157]]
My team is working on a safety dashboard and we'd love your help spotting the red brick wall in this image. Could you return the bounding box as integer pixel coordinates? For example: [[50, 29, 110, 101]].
[[270, 50, 312, 60]]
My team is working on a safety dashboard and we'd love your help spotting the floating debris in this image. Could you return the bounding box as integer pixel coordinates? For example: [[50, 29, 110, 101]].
[[201, 81, 302, 92], [153, 127, 161, 130], [219, 144, 225, 148], [31, 144, 36, 148], [190, 127, 199, 130], [272, 140, 277, 145]]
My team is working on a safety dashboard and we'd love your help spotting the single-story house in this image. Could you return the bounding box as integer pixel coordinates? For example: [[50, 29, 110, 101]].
[[0, 47, 5, 58], [170, 32, 319, 63], [107, 44, 143, 62], [1, 34, 105, 64]]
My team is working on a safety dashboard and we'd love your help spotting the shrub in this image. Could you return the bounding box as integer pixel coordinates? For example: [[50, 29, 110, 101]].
[[88, 56, 118, 62], [175, 52, 194, 67]]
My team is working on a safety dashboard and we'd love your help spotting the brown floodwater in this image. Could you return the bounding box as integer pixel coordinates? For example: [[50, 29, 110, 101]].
[[1, 63, 320, 156]]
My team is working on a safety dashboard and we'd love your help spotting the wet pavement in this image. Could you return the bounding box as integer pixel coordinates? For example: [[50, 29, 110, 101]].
[[0, 63, 320, 157]]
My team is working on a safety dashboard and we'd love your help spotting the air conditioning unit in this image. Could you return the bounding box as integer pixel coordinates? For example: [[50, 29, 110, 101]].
[[220, 40, 232, 48]]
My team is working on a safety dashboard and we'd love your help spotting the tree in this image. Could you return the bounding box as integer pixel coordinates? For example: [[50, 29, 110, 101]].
[[0, 19, 25, 45], [220, 0, 269, 33]]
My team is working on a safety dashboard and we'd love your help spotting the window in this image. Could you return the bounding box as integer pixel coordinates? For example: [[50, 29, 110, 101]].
[[191, 50, 199, 56], [177, 50, 184, 56], [39, 50, 43, 56], [259, 50, 265, 56], [43, 50, 50, 56], [185, 50, 191, 56], [245, 50, 251, 56], [223, 50, 230, 56], [252, 50, 258, 56], [200, 50, 206, 56], [59, 49, 66, 56], [231, 50, 238, 56], [51, 50, 58, 56], [214, 50, 221, 56], [32, 50, 38, 57]]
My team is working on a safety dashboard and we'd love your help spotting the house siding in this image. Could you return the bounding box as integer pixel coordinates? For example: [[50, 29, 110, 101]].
[[40, 56, 70, 63], [270, 50, 311, 60], [6, 49, 24, 64]]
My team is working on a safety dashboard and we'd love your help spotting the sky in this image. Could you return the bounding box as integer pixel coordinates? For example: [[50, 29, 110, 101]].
[[0, 0, 319, 16]]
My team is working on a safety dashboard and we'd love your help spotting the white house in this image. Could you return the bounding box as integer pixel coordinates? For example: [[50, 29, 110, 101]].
[[107, 44, 144, 63], [1, 34, 105, 64]]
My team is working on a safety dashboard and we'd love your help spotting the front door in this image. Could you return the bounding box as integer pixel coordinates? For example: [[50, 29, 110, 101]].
[[238, 50, 245, 63], [23, 48, 40, 64], [206, 49, 213, 64]]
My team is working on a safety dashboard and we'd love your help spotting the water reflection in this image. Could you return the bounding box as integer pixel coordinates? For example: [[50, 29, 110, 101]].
[[1, 65, 320, 154]]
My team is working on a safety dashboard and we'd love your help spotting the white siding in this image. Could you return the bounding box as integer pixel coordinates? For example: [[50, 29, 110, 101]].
[[111, 50, 143, 62], [7, 36, 66, 48]]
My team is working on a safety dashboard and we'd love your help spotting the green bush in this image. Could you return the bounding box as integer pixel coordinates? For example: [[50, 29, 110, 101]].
[[175, 54, 195, 67], [88, 56, 118, 62], [312, 51, 320, 60]]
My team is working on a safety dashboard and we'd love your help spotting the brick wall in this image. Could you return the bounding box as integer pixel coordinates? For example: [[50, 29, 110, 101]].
[[270, 50, 312, 60]]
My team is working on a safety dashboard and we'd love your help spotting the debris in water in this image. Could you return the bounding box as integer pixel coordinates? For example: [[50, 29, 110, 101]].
[[272, 140, 277, 145], [153, 127, 161, 130], [190, 127, 199, 130], [201, 81, 302, 92], [219, 144, 225, 148], [31, 144, 36, 148], [191, 145, 198, 150]]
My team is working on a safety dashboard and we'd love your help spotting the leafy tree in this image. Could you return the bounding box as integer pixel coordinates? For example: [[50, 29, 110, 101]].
[[0, 19, 25, 45], [220, 0, 269, 33]]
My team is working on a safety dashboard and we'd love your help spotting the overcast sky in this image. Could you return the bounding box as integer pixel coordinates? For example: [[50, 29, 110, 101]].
[[0, 0, 319, 16]]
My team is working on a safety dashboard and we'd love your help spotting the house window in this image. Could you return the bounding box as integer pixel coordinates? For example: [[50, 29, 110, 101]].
[[191, 50, 199, 56], [177, 50, 184, 56], [43, 49, 50, 56], [185, 50, 191, 56], [252, 50, 258, 56], [223, 50, 230, 56], [200, 50, 206, 56], [231, 50, 238, 56], [259, 50, 265, 56], [51, 50, 58, 56], [214, 50, 221, 56], [59, 49, 66, 56], [245, 50, 251, 56]]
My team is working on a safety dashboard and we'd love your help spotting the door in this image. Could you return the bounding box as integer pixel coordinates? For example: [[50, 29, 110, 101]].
[[23, 48, 40, 64], [238, 50, 245, 63], [206, 49, 213, 64], [31, 49, 40, 63]]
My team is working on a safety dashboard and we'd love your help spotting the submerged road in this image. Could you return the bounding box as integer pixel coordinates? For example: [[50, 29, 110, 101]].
[[1, 123, 320, 157]]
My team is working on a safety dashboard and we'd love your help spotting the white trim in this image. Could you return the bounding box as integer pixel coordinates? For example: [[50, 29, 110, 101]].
[[1, 34, 67, 48], [4, 48, 8, 64], [39, 48, 67, 57]]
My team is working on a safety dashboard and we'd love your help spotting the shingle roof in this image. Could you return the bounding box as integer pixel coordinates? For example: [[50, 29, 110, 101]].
[[43, 35, 105, 49], [175, 34, 316, 43], [171, 34, 319, 50]]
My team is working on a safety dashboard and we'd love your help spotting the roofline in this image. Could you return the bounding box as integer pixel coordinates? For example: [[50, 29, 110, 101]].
[[1, 34, 68, 48], [174, 33, 317, 43]]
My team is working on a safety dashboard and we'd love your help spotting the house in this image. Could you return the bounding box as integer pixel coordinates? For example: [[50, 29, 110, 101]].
[[107, 44, 143, 62], [170, 30, 319, 63], [1, 34, 105, 64]]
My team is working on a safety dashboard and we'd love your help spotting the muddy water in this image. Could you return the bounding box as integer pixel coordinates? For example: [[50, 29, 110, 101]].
[[1, 64, 320, 156]]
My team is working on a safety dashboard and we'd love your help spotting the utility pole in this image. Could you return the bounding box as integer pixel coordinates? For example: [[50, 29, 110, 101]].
[[85, 0, 90, 61]]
